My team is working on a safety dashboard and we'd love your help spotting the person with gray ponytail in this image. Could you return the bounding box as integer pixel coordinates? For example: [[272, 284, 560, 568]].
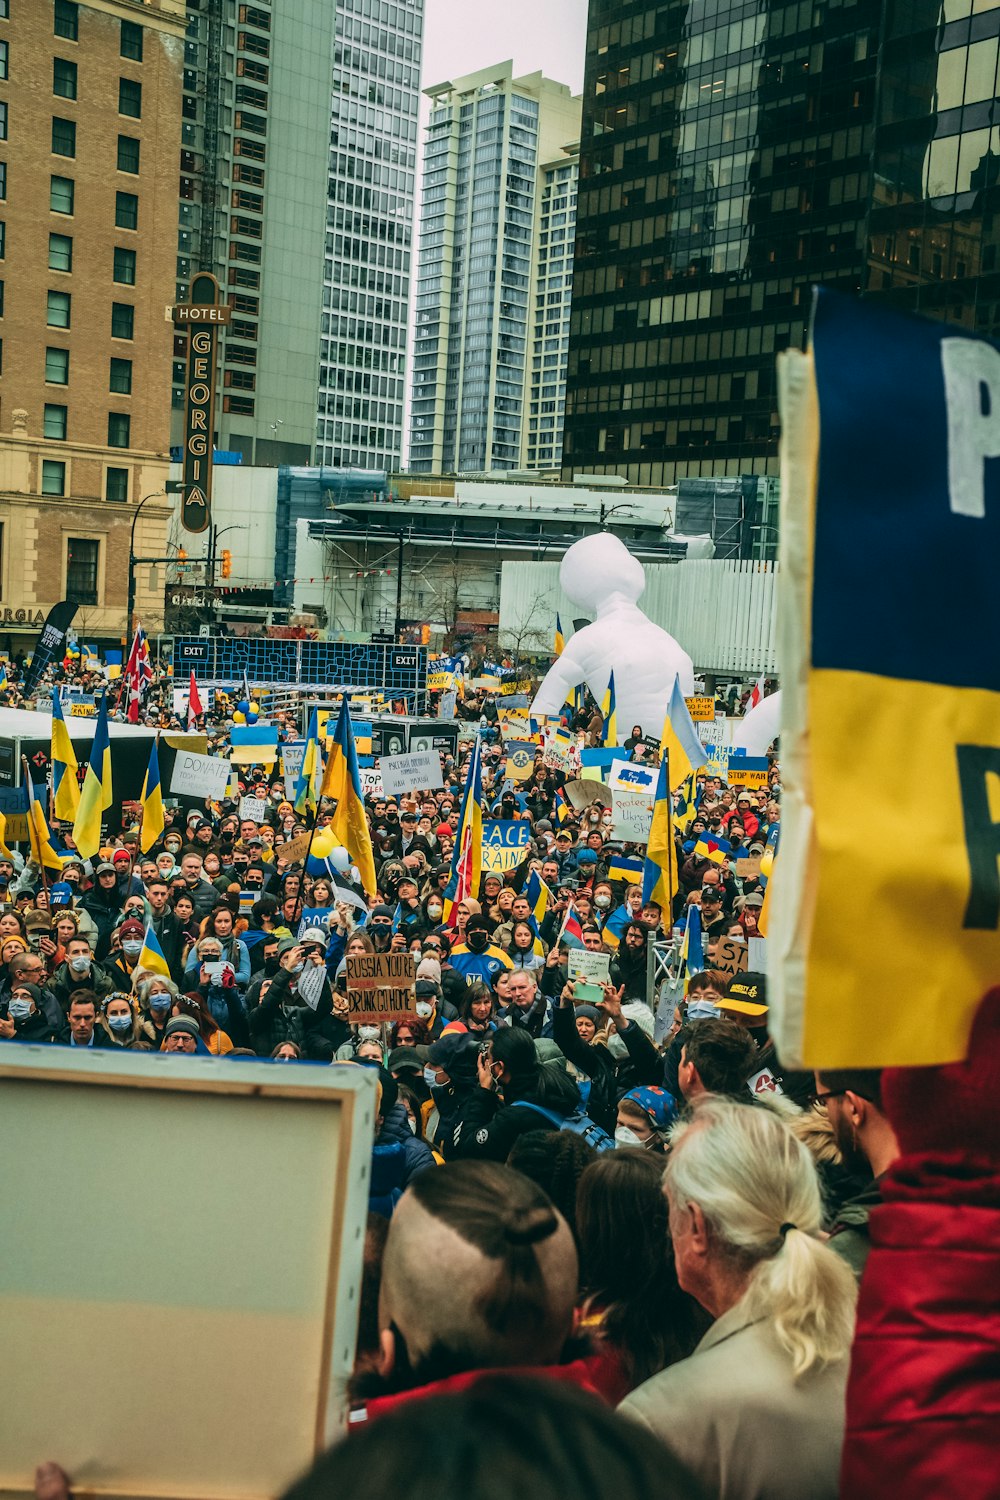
[[620, 1097, 858, 1500]]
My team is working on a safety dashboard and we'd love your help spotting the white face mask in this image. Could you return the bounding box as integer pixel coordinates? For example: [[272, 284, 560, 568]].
[[594, 894, 611, 909], [615, 1125, 645, 1148], [415, 1000, 433, 1018]]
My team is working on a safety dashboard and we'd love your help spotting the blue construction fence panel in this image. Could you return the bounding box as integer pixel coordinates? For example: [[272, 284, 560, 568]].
[[174, 636, 428, 700]]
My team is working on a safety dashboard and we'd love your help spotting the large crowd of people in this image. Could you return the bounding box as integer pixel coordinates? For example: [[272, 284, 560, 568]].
[[4, 651, 990, 1500]]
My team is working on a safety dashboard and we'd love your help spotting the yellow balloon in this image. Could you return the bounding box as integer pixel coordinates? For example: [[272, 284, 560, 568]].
[[311, 827, 338, 859], [232, 710, 246, 724], [249, 701, 260, 715]]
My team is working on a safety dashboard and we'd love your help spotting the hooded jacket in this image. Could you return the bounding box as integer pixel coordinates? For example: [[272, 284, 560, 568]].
[[375, 1099, 435, 1187]]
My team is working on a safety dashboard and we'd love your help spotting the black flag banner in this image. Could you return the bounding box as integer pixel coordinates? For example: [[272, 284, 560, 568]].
[[22, 600, 78, 695]]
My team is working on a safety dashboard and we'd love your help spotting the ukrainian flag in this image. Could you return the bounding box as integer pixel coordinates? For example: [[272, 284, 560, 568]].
[[524, 869, 551, 945], [139, 739, 165, 854], [294, 708, 323, 816], [673, 772, 698, 833], [554, 614, 565, 658], [137, 923, 171, 981], [642, 749, 678, 926], [321, 696, 376, 896], [694, 835, 731, 865], [601, 671, 618, 749], [607, 852, 644, 885], [680, 903, 705, 980], [71, 694, 112, 860], [659, 676, 707, 791], [442, 735, 483, 926], [0, 809, 13, 861], [51, 687, 80, 822], [26, 773, 63, 872], [0, 663, 7, 691]]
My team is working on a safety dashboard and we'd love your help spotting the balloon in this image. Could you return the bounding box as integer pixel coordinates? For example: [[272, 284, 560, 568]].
[[531, 534, 695, 737], [248, 701, 260, 716], [311, 827, 338, 859], [732, 689, 781, 758], [236, 699, 250, 716], [232, 710, 246, 724]]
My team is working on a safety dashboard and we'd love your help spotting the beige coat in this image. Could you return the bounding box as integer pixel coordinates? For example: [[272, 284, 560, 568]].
[[619, 1301, 848, 1500]]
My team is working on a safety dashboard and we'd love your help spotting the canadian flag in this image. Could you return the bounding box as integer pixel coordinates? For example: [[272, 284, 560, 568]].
[[746, 673, 766, 713], [187, 670, 204, 730]]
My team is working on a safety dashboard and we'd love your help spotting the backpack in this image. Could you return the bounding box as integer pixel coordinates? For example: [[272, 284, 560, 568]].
[[511, 1099, 616, 1153]]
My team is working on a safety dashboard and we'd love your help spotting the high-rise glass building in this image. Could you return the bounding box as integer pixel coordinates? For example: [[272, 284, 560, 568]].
[[175, 0, 335, 466], [564, 0, 1000, 486], [316, 0, 424, 471], [408, 62, 581, 474]]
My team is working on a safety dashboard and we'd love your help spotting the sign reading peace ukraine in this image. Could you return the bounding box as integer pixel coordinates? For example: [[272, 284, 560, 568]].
[[774, 289, 1000, 1070], [481, 821, 531, 874]]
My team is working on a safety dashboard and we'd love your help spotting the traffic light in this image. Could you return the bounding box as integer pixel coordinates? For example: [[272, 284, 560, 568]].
[[221, 549, 232, 579], [420, 624, 430, 645], [177, 547, 188, 572]]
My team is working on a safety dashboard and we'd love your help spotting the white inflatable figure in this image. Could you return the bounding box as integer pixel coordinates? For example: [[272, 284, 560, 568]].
[[732, 688, 781, 758], [531, 534, 695, 738]]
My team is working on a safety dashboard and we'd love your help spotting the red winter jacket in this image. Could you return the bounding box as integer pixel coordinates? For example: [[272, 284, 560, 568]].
[[840, 988, 1000, 1500]]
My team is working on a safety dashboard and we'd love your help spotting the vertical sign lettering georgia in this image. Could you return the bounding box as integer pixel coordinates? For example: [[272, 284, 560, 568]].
[[173, 272, 230, 534]]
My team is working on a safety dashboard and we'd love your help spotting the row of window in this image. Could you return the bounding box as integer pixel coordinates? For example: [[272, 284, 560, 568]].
[[49, 174, 138, 226], [42, 383, 132, 439], [54, 0, 142, 57]]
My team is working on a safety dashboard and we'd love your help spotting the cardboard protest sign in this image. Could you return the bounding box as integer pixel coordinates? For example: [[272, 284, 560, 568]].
[[713, 934, 748, 981], [346, 951, 416, 1024], [238, 795, 267, 823], [279, 831, 312, 864], [563, 777, 611, 810], [359, 766, 384, 798], [481, 820, 531, 874], [611, 787, 655, 844], [505, 741, 537, 781], [169, 750, 233, 801], [497, 707, 533, 741], [736, 856, 762, 878], [607, 761, 657, 796], [0, 1046, 375, 1499], [380, 749, 444, 798], [685, 696, 715, 722], [727, 755, 769, 791]]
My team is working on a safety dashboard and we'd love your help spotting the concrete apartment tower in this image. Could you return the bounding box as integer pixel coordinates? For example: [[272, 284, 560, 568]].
[[173, 0, 336, 466], [408, 61, 581, 474], [0, 0, 185, 646], [316, 0, 425, 473]]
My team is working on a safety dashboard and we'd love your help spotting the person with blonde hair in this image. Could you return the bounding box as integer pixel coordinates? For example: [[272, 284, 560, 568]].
[[620, 1096, 857, 1499]]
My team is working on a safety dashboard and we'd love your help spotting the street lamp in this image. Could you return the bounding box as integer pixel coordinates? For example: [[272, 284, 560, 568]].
[[127, 489, 166, 644]]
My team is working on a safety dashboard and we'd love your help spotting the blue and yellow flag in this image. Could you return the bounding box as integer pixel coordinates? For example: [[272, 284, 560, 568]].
[[443, 736, 483, 926], [680, 903, 704, 981], [607, 851, 644, 885], [660, 676, 706, 791], [26, 773, 63, 872], [51, 687, 80, 822], [554, 613, 565, 658], [524, 868, 550, 935], [137, 923, 171, 981], [294, 708, 323, 816], [775, 287, 1000, 1067], [139, 739, 165, 854], [673, 772, 698, 834], [601, 671, 617, 749], [642, 747, 678, 925], [0, 810, 13, 862], [320, 697, 376, 896], [72, 694, 112, 860], [0, 663, 7, 691]]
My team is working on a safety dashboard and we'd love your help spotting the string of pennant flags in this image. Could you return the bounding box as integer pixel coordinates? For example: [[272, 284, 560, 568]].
[[178, 568, 397, 595]]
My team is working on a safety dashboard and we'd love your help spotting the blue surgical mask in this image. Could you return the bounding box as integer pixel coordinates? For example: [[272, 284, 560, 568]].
[[149, 993, 171, 1012], [108, 1012, 132, 1033], [423, 1066, 439, 1089], [9, 999, 32, 1021], [122, 940, 142, 957], [69, 955, 91, 973], [290, 962, 304, 975]]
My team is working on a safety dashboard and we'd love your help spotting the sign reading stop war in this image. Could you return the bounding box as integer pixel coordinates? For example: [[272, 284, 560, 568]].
[[346, 952, 416, 1024]]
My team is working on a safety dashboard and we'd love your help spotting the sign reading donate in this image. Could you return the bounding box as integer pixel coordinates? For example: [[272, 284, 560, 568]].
[[481, 820, 531, 873], [379, 749, 443, 798], [169, 751, 233, 800], [346, 952, 416, 1024]]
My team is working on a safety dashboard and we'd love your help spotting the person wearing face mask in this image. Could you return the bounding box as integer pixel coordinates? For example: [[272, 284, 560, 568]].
[[420, 890, 446, 930], [144, 877, 187, 984], [248, 939, 334, 1060], [449, 915, 513, 988], [135, 975, 180, 1049], [366, 905, 397, 952], [371, 1065, 435, 1205], [50, 934, 114, 1011], [106, 918, 148, 992], [551, 980, 662, 1134], [97, 991, 155, 1049], [0, 980, 66, 1043], [415, 1030, 484, 1159], [614, 1086, 678, 1152]]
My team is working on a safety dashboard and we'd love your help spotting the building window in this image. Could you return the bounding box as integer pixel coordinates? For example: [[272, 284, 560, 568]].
[[45, 346, 69, 384], [224, 369, 256, 390], [233, 136, 265, 161], [0, 4, 8, 20], [111, 301, 133, 339], [53, 58, 77, 98], [238, 31, 270, 58], [47, 289, 70, 327], [0, 41, 8, 79], [230, 240, 261, 263], [108, 411, 130, 447], [228, 266, 260, 289], [109, 357, 132, 393], [0, 162, 5, 198], [224, 394, 255, 415], [115, 190, 137, 229], [239, 5, 271, 29], [0, 102, 7, 141], [120, 20, 142, 61], [66, 538, 98, 603], [117, 134, 139, 173], [52, 116, 76, 156], [50, 174, 74, 214], [0, 221, 4, 258], [54, 1, 79, 41], [48, 232, 72, 271], [44, 403, 68, 440], [112, 246, 135, 284], [105, 467, 129, 502], [118, 78, 141, 117], [42, 460, 66, 497]]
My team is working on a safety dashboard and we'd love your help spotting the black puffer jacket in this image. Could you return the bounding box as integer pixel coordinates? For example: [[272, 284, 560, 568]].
[[375, 1100, 435, 1185]]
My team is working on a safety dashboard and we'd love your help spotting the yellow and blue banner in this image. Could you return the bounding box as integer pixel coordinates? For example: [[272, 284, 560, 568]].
[[139, 739, 165, 854], [775, 287, 1000, 1067], [26, 774, 63, 872], [51, 687, 80, 822], [660, 676, 707, 791], [294, 708, 323, 816], [554, 614, 565, 658], [608, 851, 644, 885], [642, 748, 677, 924], [601, 670, 617, 749], [680, 904, 704, 981], [71, 694, 112, 861], [137, 924, 171, 981], [443, 737, 483, 920], [321, 697, 376, 896]]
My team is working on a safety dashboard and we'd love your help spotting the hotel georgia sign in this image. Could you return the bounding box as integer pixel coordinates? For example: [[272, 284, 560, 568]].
[[173, 272, 231, 535]]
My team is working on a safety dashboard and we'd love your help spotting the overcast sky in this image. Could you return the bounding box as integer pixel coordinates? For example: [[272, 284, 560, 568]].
[[421, 0, 589, 96]]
